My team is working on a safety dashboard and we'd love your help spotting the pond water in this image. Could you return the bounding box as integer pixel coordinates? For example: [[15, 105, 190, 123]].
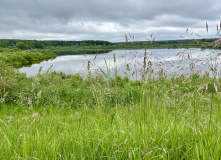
[[19, 48, 221, 79]]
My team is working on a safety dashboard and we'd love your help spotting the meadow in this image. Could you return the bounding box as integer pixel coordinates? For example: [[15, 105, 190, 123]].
[[1, 28, 221, 159]]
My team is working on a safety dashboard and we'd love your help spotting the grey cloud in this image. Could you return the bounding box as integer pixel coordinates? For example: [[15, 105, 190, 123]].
[[0, 0, 220, 41]]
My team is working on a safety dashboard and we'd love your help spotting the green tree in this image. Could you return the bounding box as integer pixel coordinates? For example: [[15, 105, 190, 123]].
[[32, 41, 45, 49], [16, 42, 27, 50], [0, 43, 7, 48]]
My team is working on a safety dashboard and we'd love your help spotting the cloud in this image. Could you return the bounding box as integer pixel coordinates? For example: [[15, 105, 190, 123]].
[[0, 0, 220, 41]]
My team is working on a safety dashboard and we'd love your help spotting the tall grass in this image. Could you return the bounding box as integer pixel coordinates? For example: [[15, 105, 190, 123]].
[[1, 70, 221, 159]]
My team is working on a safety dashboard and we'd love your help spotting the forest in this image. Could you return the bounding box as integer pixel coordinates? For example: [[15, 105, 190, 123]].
[[0, 38, 218, 50]]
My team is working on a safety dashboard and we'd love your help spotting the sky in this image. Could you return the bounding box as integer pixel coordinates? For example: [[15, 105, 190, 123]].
[[0, 0, 221, 42]]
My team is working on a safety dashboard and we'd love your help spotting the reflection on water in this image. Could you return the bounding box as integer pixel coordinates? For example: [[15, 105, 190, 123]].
[[19, 48, 221, 79], [53, 50, 113, 56]]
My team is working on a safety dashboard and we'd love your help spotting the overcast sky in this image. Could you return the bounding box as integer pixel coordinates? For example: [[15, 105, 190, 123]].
[[0, 0, 220, 42]]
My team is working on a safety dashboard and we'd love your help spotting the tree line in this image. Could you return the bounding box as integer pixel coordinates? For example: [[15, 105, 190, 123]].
[[0, 38, 219, 50], [0, 39, 113, 49]]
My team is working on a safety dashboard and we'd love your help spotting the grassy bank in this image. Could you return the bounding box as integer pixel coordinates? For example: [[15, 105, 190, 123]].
[[1, 67, 221, 159], [0, 48, 56, 68]]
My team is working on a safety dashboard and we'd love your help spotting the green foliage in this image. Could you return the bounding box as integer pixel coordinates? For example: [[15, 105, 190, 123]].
[[0, 73, 221, 159], [16, 42, 28, 50], [31, 41, 46, 49], [0, 39, 113, 48], [0, 43, 7, 48], [0, 48, 56, 68]]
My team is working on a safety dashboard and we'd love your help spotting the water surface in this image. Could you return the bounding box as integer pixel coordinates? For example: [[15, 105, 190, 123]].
[[19, 48, 221, 79]]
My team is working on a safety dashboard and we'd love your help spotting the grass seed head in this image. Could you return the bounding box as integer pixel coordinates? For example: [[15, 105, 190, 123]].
[[206, 22, 208, 33]]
